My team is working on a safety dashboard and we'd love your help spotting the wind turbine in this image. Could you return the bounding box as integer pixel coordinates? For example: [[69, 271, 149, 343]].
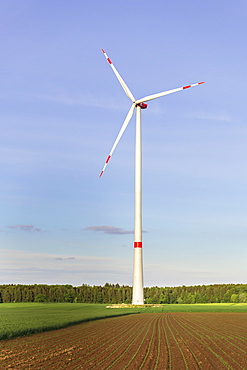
[[100, 49, 205, 305]]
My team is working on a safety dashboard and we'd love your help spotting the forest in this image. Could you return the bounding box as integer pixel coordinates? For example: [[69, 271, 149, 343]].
[[0, 283, 247, 304]]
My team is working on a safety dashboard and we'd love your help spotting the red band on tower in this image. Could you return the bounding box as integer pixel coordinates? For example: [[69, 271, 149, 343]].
[[134, 242, 142, 248]]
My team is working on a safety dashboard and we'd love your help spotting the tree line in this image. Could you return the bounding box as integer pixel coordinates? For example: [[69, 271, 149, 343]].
[[0, 283, 247, 304]]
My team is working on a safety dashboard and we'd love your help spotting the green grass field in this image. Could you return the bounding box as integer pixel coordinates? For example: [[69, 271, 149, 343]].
[[1, 302, 247, 340]]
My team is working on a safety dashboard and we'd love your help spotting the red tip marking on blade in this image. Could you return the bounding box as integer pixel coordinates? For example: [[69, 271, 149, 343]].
[[102, 49, 105, 53], [107, 58, 112, 64], [183, 85, 191, 89], [99, 171, 104, 178], [134, 242, 142, 248], [198, 81, 206, 85], [106, 155, 111, 164]]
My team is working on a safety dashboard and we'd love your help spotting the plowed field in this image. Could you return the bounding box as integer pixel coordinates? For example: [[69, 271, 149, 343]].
[[1, 313, 247, 369]]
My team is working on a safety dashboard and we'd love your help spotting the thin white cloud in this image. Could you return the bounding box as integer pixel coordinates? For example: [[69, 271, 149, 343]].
[[36, 90, 128, 111], [0, 249, 132, 285], [8, 225, 43, 232], [53, 257, 76, 261], [84, 226, 134, 235], [186, 111, 231, 122]]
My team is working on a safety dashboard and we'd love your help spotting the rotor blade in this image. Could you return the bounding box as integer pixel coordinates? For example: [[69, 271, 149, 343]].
[[135, 82, 205, 104], [102, 49, 136, 103], [99, 104, 135, 177]]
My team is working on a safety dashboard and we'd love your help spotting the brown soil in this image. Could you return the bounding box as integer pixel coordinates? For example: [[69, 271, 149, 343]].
[[1, 313, 247, 369]]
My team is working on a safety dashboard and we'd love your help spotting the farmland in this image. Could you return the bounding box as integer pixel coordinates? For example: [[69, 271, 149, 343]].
[[1, 302, 247, 340], [0, 303, 142, 340], [1, 311, 247, 369]]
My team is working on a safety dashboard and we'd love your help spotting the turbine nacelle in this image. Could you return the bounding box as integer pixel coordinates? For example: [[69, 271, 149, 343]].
[[136, 102, 148, 109]]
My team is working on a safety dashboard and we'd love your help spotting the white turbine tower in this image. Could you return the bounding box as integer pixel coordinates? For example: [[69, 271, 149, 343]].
[[100, 49, 205, 305]]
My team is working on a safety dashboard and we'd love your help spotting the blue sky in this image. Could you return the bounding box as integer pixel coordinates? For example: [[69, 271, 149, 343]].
[[1, 1, 247, 287]]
